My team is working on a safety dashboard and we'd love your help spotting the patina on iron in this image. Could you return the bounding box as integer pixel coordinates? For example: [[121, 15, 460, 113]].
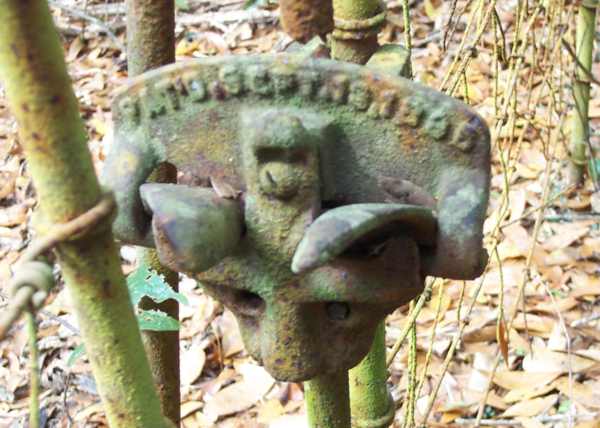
[[103, 54, 490, 381]]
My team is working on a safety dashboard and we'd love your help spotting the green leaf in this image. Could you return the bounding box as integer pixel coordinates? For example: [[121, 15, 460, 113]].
[[244, 0, 273, 9], [588, 158, 600, 188], [137, 309, 180, 331], [127, 263, 188, 307], [175, 0, 190, 11], [67, 343, 86, 367], [558, 399, 572, 414]]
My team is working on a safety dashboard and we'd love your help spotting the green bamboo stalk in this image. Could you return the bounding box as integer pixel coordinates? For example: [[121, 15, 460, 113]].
[[402, 0, 413, 67], [569, 0, 598, 185], [26, 311, 40, 428], [349, 324, 394, 428], [305, 371, 352, 428], [0, 2, 167, 426], [125, 1, 180, 424]]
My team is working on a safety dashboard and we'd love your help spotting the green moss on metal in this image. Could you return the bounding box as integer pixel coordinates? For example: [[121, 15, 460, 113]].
[[0, 1, 166, 426], [349, 324, 394, 428], [305, 371, 352, 428], [103, 54, 490, 383], [331, 0, 383, 64], [126, 0, 175, 77]]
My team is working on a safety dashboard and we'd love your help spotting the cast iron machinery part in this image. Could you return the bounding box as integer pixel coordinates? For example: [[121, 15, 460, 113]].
[[103, 54, 490, 381]]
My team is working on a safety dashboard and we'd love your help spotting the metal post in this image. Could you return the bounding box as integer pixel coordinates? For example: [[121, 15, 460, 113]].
[[0, 1, 166, 426], [125, 1, 180, 424], [349, 324, 395, 428], [126, 0, 176, 76], [305, 371, 352, 428], [280, 0, 333, 43], [331, 0, 384, 64]]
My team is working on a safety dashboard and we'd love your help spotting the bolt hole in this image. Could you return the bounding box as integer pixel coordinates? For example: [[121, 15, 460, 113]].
[[235, 290, 265, 316], [326, 302, 350, 321]]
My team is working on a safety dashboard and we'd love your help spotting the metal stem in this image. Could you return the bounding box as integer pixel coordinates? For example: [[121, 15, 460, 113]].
[[125, 1, 180, 424], [279, 0, 333, 43], [126, 0, 176, 76], [331, 0, 383, 64], [305, 370, 352, 428], [349, 323, 394, 428], [0, 2, 166, 426]]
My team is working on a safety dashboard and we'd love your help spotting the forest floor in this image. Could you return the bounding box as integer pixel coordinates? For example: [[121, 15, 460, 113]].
[[1, 0, 600, 427]]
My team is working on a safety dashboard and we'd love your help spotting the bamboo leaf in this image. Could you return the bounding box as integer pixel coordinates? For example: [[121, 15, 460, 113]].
[[175, 0, 190, 11], [137, 310, 180, 331], [127, 263, 188, 307], [67, 343, 86, 367]]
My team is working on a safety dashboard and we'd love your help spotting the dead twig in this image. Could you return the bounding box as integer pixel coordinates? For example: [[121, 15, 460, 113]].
[[48, 0, 125, 51], [0, 193, 115, 340]]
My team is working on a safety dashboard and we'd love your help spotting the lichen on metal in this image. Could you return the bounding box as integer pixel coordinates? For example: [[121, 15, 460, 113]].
[[103, 53, 490, 382]]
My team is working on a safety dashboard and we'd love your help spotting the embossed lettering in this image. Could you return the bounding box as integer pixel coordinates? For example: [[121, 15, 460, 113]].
[[348, 81, 372, 111], [425, 108, 449, 140], [219, 65, 243, 95], [395, 96, 424, 128], [376, 90, 398, 119], [246, 65, 274, 96], [155, 79, 184, 111], [319, 74, 349, 104], [450, 116, 482, 152], [272, 70, 296, 94], [182, 75, 207, 102], [297, 71, 319, 98], [209, 81, 227, 100], [140, 87, 167, 119], [118, 96, 140, 126]]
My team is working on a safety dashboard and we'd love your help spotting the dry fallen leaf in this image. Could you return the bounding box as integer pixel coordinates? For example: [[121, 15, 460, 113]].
[[493, 371, 561, 391], [501, 393, 558, 418], [553, 376, 600, 409], [181, 343, 207, 386], [213, 310, 244, 358], [202, 363, 275, 422], [522, 348, 597, 374], [497, 317, 509, 367], [210, 176, 241, 199], [0, 204, 27, 227], [180, 400, 204, 419]]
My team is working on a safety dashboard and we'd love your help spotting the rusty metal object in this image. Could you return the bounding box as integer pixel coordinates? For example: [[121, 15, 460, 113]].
[[140, 183, 243, 273], [103, 54, 490, 381], [366, 44, 412, 78], [279, 0, 333, 43], [292, 203, 436, 274], [331, 0, 385, 64], [126, 0, 175, 76]]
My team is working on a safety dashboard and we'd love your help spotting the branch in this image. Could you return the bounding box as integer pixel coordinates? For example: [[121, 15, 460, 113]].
[[48, 0, 125, 51]]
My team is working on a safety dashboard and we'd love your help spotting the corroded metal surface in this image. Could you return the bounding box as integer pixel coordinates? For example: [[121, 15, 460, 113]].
[[140, 183, 243, 273], [280, 0, 333, 43], [103, 54, 490, 381], [331, 0, 384, 63], [291, 203, 436, 274]]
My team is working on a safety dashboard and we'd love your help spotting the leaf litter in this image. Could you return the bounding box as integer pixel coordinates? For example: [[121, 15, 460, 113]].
[[1, 0, 600, 427]]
